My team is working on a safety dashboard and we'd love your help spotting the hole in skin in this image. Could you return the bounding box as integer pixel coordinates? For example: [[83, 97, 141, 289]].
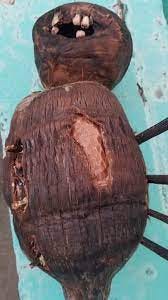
[[7, 140, 28, 215], [72, 116, 111, 188], [29, 235, 49, 270]]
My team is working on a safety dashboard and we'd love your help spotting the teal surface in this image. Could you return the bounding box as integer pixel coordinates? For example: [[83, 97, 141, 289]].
[[0, 1, 168, 299], [162, 0, 168, 23]]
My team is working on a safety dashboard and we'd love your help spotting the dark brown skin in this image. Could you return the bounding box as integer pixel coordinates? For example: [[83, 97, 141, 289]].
[[3, 82, 147, 300], [32, 2, 132, 90]]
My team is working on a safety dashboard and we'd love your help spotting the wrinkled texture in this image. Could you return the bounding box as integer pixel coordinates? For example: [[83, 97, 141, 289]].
[[3, 82, 147, 299]]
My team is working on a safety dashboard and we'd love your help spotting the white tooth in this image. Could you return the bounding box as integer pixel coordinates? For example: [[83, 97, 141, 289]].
[[81, 16, 90, 29], [72, 14, 81, 26], [51, 13, 59, 27], [51, 26, 59, 35], [76, 30, 85, 38]]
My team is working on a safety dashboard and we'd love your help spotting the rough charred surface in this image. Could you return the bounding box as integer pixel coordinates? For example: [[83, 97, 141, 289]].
[[32, 2, 132, 90], [3, 82, 147, 299]]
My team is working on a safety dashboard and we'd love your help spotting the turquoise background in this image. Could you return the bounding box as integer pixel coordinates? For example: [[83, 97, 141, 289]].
[[0, 0, 168, 299]]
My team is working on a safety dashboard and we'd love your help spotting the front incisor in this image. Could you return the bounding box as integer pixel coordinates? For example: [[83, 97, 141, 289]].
[[51, 13, 59, 27], [72, 14, 81, 26], [76, 30, 85, 38], [81, 16, 90, 29], [51, 26, 59, 35]]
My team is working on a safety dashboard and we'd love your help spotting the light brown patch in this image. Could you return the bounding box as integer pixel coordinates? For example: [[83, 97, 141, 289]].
[[72, 116, 112, 188]]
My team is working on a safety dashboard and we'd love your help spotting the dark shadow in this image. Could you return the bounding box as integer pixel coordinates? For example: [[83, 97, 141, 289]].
[[57, 23, 94, 38], [162, 0, 168, 24]]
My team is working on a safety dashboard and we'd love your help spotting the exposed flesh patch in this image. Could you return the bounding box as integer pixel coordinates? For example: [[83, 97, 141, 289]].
[[10, 142, 28, 215], [72, 116, 111, 187]]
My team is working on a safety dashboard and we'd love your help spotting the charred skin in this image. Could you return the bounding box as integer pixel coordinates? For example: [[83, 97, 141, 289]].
[[32, 2, 132, 90], [3, 82, 147, 299]]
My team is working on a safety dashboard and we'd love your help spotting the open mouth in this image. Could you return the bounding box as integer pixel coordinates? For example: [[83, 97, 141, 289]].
[[48, 13, 95, 38]]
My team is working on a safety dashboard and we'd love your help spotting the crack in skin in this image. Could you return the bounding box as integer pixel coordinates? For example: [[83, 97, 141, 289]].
[[6, 140, 49, 271], [6, 140, 28, 215], [11, 153, 28, 214], [29, 235, 49, 271]]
